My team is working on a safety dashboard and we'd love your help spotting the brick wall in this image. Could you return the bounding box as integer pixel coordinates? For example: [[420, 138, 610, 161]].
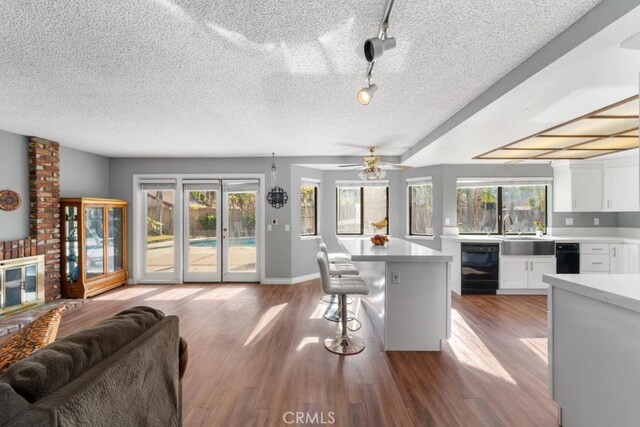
[[29, 138, 61, 301], [0, 138, 61, 302]]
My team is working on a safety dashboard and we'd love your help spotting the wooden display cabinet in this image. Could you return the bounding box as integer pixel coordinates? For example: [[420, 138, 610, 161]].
[[60, 198, 128, 298]]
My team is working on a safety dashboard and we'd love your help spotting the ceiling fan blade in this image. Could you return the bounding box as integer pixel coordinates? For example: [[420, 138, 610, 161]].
[[337, 164, 364, 168], [378, 162, 413, 170]]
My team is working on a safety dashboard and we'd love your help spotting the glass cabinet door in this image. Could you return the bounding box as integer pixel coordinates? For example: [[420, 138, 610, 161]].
[[85, 206, 105, 279], [24, 264, 37, 303], [64, 205, 79, 283], [4, 268, 22, 308], [108, 207, 124, 272]]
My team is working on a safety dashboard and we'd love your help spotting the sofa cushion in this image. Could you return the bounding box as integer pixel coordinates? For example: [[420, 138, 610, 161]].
[[0, 306, 165, 403], [0, 306, 65, 375]]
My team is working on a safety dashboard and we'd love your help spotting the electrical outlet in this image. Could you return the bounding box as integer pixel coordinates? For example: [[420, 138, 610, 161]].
[[392, 271, 400, 284], [594, 217, 600, 226], [271, 219, 278, 225], [565, 217, 574, 226]]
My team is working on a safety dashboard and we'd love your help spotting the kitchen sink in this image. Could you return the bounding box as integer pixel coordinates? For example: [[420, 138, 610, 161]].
[[500, 237, 555, 256]]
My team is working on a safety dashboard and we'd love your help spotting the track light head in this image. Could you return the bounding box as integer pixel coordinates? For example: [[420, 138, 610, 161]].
[[364, 37, 396, 62], [357, 84, 378, 105]]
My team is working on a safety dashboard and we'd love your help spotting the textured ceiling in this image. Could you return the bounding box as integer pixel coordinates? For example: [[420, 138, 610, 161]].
[[0, 0, 601, 158], [404, 4, 640, 166]]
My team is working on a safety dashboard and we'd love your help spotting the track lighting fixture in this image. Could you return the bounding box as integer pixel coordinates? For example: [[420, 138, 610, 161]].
[[357, 0, 396, 106], [357, 83, 377, 105], [364, 36, 396, 62]]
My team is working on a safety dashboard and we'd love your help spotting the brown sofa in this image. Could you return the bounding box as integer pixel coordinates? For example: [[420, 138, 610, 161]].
[[0, 306, 181, 426]]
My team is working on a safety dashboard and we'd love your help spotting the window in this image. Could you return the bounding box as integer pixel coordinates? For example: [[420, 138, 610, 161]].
[[300, 182, 318, 236], [336, 183, 388, 235], [408, 181, 433, 236], [456, 182, 548, 234]]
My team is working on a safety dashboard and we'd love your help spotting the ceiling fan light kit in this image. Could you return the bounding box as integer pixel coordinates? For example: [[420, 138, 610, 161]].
[[339, 147, 412, 180], [357, 0, 396, 106]]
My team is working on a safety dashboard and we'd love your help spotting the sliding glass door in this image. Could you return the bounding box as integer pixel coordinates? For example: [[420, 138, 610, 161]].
[[223, 180, 259, 282], [183, 183, 222, 282]]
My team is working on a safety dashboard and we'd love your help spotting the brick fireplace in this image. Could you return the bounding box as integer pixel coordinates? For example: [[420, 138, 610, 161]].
[[0, 138, 61, 302]]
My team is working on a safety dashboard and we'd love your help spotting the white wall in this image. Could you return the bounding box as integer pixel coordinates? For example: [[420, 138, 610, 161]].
[[0, 131, 29, 240]]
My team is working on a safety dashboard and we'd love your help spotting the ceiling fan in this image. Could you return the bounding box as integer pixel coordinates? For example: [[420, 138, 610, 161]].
[[338, 147, 412, 180]]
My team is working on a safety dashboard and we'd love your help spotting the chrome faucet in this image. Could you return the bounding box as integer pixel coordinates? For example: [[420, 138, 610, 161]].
[[502, 214, 513, 236]]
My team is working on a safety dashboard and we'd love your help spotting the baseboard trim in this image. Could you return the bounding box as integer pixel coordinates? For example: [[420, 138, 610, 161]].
[[497, 289, 548, 295], [261, 273, 320, 285]]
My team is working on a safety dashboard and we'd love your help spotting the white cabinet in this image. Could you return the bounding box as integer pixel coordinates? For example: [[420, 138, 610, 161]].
[[623, 244, 640, 274], [603, 163, 639, 212], [610, 244, 625, 274], [500, 256, 556, 290], [553, 164, 602, 212], [501, 257, 529, 289]]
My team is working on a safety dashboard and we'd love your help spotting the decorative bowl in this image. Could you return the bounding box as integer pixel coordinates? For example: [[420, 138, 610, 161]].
[[370, 234, 389, 246]]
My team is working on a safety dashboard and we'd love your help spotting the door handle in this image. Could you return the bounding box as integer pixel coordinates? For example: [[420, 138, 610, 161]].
[[530, 261, 533, 270], [525, 261, 528, 271]]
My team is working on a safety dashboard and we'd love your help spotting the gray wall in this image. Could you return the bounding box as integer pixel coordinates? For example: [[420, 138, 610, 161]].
[[618, 212, 640, 228], [290, 166, 323, 278], [60, 145, 110, 198], [109, 157, 292, 280], [0, 131, 29, 240]]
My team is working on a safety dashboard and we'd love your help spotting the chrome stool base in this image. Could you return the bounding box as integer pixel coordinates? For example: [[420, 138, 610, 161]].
[[324, 333, 366, 355]]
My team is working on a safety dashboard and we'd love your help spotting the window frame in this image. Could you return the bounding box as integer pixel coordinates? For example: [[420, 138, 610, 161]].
[[407, 181, 434, 237], [300, 184, 318, 237], [335, 185, 389, 236], [457, 185, 548, 235]]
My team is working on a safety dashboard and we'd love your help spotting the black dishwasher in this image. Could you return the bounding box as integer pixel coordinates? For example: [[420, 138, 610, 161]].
[[556, 243, 580, 274], [461, 243, 500, 295]]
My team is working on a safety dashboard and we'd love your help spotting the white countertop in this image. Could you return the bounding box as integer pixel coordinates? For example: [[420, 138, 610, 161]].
[[544, 274, 640, 313], [338, 238, 453, 263], [441, 235, 640, 245]]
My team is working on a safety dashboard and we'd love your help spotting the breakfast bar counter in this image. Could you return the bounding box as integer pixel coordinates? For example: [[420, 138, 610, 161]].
[[338, 238, 453, 351]]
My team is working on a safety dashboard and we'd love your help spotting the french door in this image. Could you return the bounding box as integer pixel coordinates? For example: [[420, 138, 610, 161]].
[[182, 180, 259, 283], [222, 180, 260, 282], [183, 183, 222, 282]]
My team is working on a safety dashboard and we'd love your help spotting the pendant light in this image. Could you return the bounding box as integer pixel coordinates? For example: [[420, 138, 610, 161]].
[[267, 153, 288, 209]]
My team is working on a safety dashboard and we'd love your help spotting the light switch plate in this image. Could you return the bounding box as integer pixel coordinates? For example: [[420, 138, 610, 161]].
[[565, 217, 573, 226], [267, 224, 273, 232], [445, 217, 451, 226], [285, 224, 290, 232], [392, 271, 400, 284], [594, 217, 600, 226]]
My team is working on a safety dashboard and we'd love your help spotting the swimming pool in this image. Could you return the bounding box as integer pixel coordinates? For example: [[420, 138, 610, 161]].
[[189, 237, 256, 248]]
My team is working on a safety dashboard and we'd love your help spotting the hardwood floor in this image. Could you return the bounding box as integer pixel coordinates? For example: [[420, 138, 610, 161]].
[[57, 282, 557, 426]]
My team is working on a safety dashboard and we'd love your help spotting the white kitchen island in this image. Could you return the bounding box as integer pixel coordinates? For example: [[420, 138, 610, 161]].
[[338, 238, 453, 351], [543, 273, 640, 427]]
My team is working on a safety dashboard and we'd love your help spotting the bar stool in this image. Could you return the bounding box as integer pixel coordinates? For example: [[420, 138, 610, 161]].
[[317, 252, 369, 355], [316, 239, 351, 264], [317, 242, 358, 320]]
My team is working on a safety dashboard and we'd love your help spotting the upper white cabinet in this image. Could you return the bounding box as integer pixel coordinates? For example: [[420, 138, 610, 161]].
[[602, 160, 639, 212], [553, 164, 602, 212], [553, 156, 639, 212]]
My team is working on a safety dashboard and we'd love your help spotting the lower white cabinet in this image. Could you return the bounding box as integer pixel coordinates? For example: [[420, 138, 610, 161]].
[[610, 244, 625, 274], [623, 244, 640, 274], [501, 256, 556, 290]]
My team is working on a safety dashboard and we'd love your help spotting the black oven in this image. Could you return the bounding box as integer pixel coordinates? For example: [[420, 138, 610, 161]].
[[461, 243, 500, 295]]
